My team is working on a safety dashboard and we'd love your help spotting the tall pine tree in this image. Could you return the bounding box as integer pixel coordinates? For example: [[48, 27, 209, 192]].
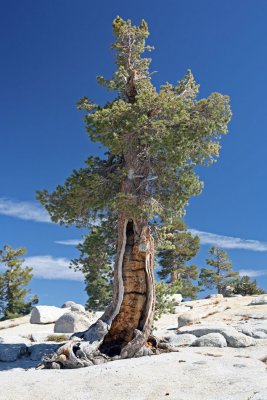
[[37, 17, 231, 367]]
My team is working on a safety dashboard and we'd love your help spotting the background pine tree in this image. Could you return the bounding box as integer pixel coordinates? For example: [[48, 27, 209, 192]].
[[70, 217, 116, 311], [0, 244, 38, 320], [158, 220, 200, 299], [233, 275, 265, 296], [199, 246, 239, 294]]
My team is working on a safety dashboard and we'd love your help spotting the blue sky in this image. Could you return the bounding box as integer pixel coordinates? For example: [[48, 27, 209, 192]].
[[0, 0, 267, 306]]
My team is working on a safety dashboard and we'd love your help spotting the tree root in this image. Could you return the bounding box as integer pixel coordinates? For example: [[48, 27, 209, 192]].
[[38, 330, 179, 370]]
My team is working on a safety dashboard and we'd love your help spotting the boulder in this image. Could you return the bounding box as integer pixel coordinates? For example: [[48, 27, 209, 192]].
[[0, 343, 27, 362], [178, 304, 227, 328], [0, 335, 31, 344], [249, 296, 267, 306], [174, 305, 192, 315], [29, 343, 60, 361], [250, 389, 267, 400], [205, 294, 224, 300], [193, 333, 227, 348], [178, 324, 257, 347], [169, 294, 183, 305], [252, 330, 267, 339], [30, 306, 69, 324], [235, 322, 267, 339], [212, 330, 256, 348], [70, 303, 86, 313], [83, 319, 109, 342], [178, 323, 234, 337], [221, 285, 235, 297], [0, 315, 30, 329], [239, 313, 267, 320], [234, 324, 254, 337], [62, 301, 77, 309], [164, 333, 196, 347], [54, 311, 92, 333]]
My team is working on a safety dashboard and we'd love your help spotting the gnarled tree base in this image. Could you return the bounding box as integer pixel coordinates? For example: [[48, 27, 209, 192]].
[[39, 330, 179, 370], [39, 218, 170, 370]]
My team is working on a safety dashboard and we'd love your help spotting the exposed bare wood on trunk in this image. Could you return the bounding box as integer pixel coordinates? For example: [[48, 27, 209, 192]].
[[100, 219, 154, 357], [41, 217, 157, 369], [100, 215, 128, 326]]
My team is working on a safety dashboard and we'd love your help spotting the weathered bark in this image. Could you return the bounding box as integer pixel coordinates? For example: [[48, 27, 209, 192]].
[[171, 270, 180, 283], [100, 217, 155, 356], [41, 215, 159, 369]]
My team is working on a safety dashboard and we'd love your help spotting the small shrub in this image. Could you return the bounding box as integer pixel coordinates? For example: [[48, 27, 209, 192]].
[[46, 334, 69, 342], [154, 280, 182, 320]]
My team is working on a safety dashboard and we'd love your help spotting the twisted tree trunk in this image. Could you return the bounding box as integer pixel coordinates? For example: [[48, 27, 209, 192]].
[[41, 217, 157, 369], [100, 217, 155, 358]]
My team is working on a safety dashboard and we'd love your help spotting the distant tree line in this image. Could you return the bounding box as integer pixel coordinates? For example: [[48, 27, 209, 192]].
[[0, 231, 264, 321]]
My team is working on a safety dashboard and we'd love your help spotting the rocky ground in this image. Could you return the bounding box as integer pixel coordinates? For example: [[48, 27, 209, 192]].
[[0, 295, 266, 400]]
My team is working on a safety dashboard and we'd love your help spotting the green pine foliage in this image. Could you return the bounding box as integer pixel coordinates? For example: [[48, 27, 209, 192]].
[[70, 217, 116, 311], [158, 220, 200, 299], [154, 280, 182, 321], [0, 245, 38, 320], [36, 18, 231, 311], [37, 17, 231, 230], [233, 275, 265, 296], [199, 246, 239, 294]]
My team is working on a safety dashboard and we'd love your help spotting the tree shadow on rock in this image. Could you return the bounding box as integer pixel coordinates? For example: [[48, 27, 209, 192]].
[[0, 343, 60, 371]]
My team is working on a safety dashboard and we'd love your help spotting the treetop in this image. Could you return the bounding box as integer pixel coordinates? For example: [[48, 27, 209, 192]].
[[37, 17, 232, 227]]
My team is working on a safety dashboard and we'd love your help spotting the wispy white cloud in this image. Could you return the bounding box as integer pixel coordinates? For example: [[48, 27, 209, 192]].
[[55, 239, 82, 246], [18, 256, 266, 281], [189, 229, 267, 252], [56, 229, 267, 254], [0, 198, 51, 223], [238, 269, 267, 278], [23, 256, 83, 281], [1, 196, 267, 255]]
